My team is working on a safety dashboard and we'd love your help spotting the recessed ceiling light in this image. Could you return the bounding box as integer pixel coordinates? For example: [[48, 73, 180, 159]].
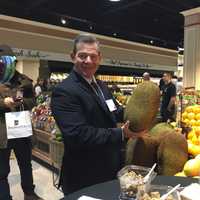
[[150, 40, 154, 44], [109, 0, 121, 2], [61, 18, 66, 24], [113, 33, 117, 36]]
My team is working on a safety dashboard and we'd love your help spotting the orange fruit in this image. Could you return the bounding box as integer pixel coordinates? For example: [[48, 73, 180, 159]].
[[183, 158, 200, 176]]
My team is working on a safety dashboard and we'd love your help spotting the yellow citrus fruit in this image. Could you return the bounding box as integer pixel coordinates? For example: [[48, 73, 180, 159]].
[[188, 113, 195, 120], [191, 145, 200, 156], [185, 106, 194, 113], [183, 118, 190, 125], [188, 130, 195, 140], [193, 106, 200, 114], [182, 112, 188, 120], [174, 171, 186, 177], [190, 119, 197, 126], [192, 135, 199, 145], [195, 154, 200, 160], [183, 159, 200, 177], [195, 120, 200, 126], [196, 113, 200, 120]]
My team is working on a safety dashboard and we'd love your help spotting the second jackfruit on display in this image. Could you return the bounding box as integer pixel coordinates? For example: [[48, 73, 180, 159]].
[[125, 81, 188, 176]]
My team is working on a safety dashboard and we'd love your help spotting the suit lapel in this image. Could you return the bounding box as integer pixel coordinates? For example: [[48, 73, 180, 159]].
[[71, 71, 115, 122]]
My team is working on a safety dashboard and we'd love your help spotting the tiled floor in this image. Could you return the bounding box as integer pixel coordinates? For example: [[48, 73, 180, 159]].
[[9, 158, 64, 200]]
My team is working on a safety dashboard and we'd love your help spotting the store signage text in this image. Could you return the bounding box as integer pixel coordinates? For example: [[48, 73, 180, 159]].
[[107, 59, 152, 69], [13, 49, 48, 59]]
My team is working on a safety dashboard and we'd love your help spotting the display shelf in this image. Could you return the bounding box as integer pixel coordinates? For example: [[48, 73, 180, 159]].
[[32, 128, 52, 165]]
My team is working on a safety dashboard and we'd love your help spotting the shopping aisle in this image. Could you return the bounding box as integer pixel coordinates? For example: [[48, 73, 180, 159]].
[[9, 158, 64, 200]]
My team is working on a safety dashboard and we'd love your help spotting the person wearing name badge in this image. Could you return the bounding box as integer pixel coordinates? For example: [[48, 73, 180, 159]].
[[51, 34, 146, 195], [0, 45, 43, 200]]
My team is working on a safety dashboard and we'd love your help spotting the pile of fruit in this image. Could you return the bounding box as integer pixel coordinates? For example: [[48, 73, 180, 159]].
[[31, 102, 55, 132], [182, 105, 200, 127], [175, 154, 200, 178], [187, 128, 200, 156]]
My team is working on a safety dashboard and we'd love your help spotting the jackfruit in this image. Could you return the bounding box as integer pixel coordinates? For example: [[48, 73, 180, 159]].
[[157, 131, 188, 175], [126, 130, 188, 176], [124, 81, 160, 132], [126, 134, 158, 168], [150, 122, 174, 137]]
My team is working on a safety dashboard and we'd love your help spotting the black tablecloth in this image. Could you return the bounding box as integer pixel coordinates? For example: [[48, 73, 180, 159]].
[[64, 176, 199, 200]]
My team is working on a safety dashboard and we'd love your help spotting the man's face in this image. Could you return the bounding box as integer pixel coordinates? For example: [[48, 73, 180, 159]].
[[71, 42, 101, 79], [163, 73, 170, 83]]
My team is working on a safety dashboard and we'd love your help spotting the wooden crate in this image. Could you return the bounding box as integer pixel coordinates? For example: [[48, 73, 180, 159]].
[[49, 137, 64, 169], [32, 128, 52, 165]]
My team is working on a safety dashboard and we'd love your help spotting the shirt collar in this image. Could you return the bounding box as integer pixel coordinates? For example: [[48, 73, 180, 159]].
[[73, 68, 96, 84]]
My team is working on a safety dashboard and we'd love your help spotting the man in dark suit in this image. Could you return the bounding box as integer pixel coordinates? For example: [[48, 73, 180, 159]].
[[51, 34, 144, 195]]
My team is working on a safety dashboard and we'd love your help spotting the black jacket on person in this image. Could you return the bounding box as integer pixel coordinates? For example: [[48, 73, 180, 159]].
[[0, 70, 35, 148], [51, 70, 124, 194]]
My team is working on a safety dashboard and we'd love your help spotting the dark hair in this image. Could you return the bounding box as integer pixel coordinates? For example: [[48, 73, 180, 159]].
[[163, 72, 172, 78], [73, 33, 100, 54]]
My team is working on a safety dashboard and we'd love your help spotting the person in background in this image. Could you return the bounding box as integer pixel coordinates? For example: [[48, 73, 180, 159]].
[[51, 34, 146, 195], [176, 77, 183, 95], [160, 72, 176, 122], [34, 78, 44, 97], [159, 75, 165, 93], [142, 72, 150, 81], [0, 45, 43, 200]]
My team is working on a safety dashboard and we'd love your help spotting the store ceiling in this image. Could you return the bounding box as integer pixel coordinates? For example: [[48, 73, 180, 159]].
[[0, 0, 200, 50]]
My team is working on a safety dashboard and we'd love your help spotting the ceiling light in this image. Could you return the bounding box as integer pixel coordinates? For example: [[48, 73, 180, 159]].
[[109, 0, 121, 2], [150, 40, 154, 44], [113, 33, 117, 36], [61, 18, 66, 24], [178, 47, 184, 51], [89, 26, 93, 30]]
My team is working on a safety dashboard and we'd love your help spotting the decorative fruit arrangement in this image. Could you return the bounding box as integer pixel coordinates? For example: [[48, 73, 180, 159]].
[[175, 154, 200, 178]]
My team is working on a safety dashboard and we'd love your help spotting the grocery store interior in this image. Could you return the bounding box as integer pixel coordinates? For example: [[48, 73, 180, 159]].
[[1, 0, 200, 200]]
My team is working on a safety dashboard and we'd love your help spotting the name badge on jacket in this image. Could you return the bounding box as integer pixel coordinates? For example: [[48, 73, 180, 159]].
[[105, 99, 117, 112]]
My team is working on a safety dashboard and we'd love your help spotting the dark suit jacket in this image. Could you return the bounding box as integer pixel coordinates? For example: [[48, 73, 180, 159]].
[[51, 70, 124, 193]]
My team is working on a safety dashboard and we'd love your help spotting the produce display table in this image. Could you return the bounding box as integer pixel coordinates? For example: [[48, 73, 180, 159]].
[[32, 128, 52, 165], [64, 176, 199, 200]]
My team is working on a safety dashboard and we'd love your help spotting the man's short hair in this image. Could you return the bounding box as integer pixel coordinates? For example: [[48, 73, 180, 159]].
[[73, 33, 100, 54], [163, 72, 172, 78]]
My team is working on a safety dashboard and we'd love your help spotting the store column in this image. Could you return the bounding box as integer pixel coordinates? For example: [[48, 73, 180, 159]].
[[181, 7, 200, 90], [16, 59, 40, 84]]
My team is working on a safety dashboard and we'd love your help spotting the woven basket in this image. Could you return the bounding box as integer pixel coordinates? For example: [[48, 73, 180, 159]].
[[49, 137, 64, 169]]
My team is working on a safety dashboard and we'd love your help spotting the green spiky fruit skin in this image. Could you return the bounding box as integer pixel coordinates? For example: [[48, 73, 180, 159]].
[[150, 122, 174, 136], [156, 132, 188, 175], [124, 81, 160, 132], [126, 129, 188, 176]]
